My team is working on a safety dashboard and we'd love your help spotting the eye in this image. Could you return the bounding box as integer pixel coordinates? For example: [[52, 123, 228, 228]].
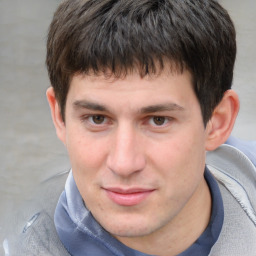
[[80, 114, 112, 132], [88, 115, 106, 125], [149, 116, 169, 126]]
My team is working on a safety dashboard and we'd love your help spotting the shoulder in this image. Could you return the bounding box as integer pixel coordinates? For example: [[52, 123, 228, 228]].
[[206, 137, 256, 255], [9, 210, 70, 256], [7, 171, 70, 256], [206, 136, 256, 208]]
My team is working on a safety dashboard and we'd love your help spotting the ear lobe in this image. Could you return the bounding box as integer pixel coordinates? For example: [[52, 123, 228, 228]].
[[205, 90, 240, 151], [46, 87, 66, 144]]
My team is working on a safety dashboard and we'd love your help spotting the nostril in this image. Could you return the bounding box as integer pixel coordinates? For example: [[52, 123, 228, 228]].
[[106, 153, 146, 177]]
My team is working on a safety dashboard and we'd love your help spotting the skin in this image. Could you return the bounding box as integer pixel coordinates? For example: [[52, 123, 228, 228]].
[[47, 68, 239, 256]]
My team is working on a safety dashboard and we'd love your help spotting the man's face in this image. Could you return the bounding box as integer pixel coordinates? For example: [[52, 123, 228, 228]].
[[60, 69, 210, 240]]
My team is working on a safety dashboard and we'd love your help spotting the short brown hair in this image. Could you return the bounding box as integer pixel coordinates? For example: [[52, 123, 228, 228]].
[[46, 0, 236, 125]]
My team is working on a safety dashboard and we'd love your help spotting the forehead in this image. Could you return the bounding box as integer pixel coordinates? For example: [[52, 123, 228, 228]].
[[70, 67, 193, 93], [66, 69, 199, 116]]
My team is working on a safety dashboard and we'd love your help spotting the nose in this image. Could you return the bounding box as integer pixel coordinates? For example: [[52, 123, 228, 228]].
[[106, 124, 146, 177]]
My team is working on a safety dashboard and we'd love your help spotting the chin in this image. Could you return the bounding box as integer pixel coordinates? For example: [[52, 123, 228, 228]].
[[99, 214, 161, 238], [110, 225, 152, 238]]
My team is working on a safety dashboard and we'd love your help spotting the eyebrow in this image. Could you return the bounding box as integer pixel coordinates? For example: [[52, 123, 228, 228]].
[[73, 100, 184, 114], [73, 100, 108, 112], [140, 103, 184, 114]]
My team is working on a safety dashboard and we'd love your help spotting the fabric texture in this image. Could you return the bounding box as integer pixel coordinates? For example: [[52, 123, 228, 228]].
[[226, 136, 256, 166], [207, 137, 256, 255]]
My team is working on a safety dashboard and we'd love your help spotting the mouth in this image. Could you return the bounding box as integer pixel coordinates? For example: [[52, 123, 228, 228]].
[[103, 187, 155, 206]]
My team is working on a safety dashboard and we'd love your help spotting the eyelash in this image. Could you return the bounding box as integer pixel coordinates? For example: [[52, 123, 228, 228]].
[[81, 115, 110, 126], [80, 114, 173, 130], [148, 116, 172, 127]]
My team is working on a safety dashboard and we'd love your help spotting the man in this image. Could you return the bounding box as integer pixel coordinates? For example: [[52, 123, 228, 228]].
[[7, 0, 256, 255]]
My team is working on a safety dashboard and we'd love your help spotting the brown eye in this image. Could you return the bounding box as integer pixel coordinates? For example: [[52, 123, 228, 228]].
[[152, 116, 167, 126], [91, 115, 105, 124]]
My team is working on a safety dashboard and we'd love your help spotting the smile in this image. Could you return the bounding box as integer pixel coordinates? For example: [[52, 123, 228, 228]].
[[103, 188, 155, 206]]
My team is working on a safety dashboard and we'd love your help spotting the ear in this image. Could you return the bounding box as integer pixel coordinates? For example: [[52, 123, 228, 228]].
[[46, 87, 66, 144], [205, 90, 240, 151]]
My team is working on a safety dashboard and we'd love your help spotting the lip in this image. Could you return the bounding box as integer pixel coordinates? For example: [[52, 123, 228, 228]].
[[103, 187, 155, 206]]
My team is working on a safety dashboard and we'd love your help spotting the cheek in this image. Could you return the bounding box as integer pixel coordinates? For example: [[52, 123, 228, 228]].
[[150, 136, 200, 166], [66, 132, 108, 204], [149, 132, 206, 185], [66, 129, 108, 174]]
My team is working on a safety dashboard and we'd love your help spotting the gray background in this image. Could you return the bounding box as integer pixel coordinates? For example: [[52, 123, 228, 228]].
[[0, 0, 255, 251]]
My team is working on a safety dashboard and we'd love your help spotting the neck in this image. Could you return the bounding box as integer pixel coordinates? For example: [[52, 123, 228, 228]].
[[116, 177, 212, 256]]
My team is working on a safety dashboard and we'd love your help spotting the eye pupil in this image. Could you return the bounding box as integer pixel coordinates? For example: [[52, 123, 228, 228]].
[[153, 116, 165, 125], [92, 115, 105, 124]]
